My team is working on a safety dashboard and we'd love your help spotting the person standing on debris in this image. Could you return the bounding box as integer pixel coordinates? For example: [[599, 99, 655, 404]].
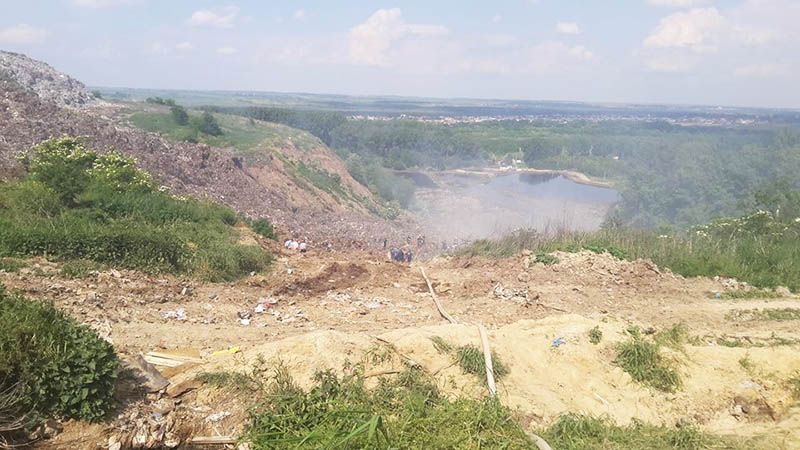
[[383, 238, 387, 249], [389, 247, 404, 263], [417, 235, 425, 248], [405, 250, 413, 264]]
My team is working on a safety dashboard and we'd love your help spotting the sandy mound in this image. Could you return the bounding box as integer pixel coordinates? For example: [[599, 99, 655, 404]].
[[165, 313, 799, 444]]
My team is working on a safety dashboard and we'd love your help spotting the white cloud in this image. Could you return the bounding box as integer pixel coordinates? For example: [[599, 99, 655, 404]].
[[188, 6, 240, 29], [643, 8, 725, 52], [175, 42, 194, 51], [556, 22, 580, 35], [491, 14, 503, 24], [293, 9, 306, 20], [647, 0, 710, 7], [0, 24, 48, 44], [349, 8, 448, 66], [734, 63, 789, 78], [216, 46, 238, 55], [71, 0, 137, 8]]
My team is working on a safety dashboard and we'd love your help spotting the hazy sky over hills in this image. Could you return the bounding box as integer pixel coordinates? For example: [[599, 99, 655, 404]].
[[1, 0, 798, 108]]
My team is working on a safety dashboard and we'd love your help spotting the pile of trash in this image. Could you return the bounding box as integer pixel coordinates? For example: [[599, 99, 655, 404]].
[[284, 239, 308, 252]]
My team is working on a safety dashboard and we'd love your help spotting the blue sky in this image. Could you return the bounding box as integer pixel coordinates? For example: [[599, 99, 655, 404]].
[[1, 0, 798, 108]]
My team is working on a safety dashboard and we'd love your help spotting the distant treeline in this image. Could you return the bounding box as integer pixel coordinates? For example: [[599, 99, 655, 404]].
[[215, 105, 800, 229], [210, 106, 487, 169]]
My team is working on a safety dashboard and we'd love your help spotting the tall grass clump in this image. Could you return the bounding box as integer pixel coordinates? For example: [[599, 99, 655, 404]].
[[244, 367, 531, 449], [0, 284, 118, 428], [615, 335, 681, 392], [460, 209, 800, 293], [537, 413, 748, 450], [0, 137, 271, 281]]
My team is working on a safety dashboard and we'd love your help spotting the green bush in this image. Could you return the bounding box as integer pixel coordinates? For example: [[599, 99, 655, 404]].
[[615, 337, 681, 392], [250, 218, 276, 240], [0, 286, 118, 424], [1, 137, 270, 281]]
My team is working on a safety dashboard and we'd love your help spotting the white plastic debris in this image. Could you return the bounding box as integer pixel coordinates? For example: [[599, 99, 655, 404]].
[[162, 308, 187, 321]]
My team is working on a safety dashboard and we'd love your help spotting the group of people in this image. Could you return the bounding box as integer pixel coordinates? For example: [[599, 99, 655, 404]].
[[388, 247, 413, 264], [383, 234, 427, 264]]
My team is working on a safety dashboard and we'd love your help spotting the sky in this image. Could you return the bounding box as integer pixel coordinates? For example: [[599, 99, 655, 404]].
[[1, 0, 798, 108]]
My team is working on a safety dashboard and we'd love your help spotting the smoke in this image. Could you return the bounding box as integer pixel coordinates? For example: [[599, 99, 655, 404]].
[[411, 171, 619, 243]]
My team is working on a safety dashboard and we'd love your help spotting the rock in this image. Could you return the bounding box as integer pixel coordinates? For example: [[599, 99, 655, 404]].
[[776, 286, 792, 297], [167, 379, 203, 398], [521, 250, 532, 256], [128, 355, 170, 393], [108, 435, 122, 450], [517, 272, 531, 282], [522, 257, 532, 269]]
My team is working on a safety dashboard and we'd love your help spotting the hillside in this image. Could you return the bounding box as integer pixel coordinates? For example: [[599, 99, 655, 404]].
[[0, 51, 416, 250]]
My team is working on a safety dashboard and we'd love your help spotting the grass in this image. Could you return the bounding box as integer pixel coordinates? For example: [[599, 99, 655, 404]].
[[128, 109, 322, 161], [60, 259, 102, 278], [614, 337, 682, 392], [0, 257, 26, 272], [244, 367, 532, 449], [537, 413, 752, 450], [725, 308, 800, 322], [534, 252, 559, 266], [454, 345, 510, 381], [788, 373, 800, 400], [459, 226, 800, 293], [654, 323, 689, 350], [707, 289, 785, 300], [589, 326, 603, 345], [429, 336, 453, 354], [196, 371, 258, 392]]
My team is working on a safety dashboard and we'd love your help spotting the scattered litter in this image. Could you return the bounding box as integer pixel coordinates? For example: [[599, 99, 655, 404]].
[[162, 308, 187, 321], [237, 311, 252, 320], [552, 337, 566, 348], [713, 291, 722, 299], [254, 304, 265, 314], [212, 346, 240, 356], [239, 318, 251, 326], [205, 411, 231, 423]]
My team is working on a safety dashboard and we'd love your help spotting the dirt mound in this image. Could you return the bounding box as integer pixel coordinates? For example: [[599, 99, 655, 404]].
[[153, 314, 799, 445], [276, 262, 370, 296]]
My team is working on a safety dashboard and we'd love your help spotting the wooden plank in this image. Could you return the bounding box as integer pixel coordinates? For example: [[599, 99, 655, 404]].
[[477, 324, 497, 397], [188, 436, 238, 445], [420, 267, 457, 324]]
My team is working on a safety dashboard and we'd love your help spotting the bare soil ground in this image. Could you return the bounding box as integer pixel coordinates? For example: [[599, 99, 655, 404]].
[[3, 249, 799, 449]]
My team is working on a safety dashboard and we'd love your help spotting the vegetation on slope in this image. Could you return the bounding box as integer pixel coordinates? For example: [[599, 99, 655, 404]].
[[216, 106, 800, 229], [0, 137, 271, 281], [0, 284, 118, 429], [462, 201, 800, 292]]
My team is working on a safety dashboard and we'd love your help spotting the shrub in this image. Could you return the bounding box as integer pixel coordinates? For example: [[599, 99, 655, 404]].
[[614, 337, 681, 392], [589, 326, 603, 345], [0, 286, 118, 424], [199, 111, 223, 136], [170, 105, 189, 126], [1, 137, 270, 281], [535, 252, 559, 265], [251, 218, 276, 240]]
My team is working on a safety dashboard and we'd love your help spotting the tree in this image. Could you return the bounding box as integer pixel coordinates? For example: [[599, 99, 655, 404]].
[[170, 105, 189, 126], [199, 111, 223, 136]]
